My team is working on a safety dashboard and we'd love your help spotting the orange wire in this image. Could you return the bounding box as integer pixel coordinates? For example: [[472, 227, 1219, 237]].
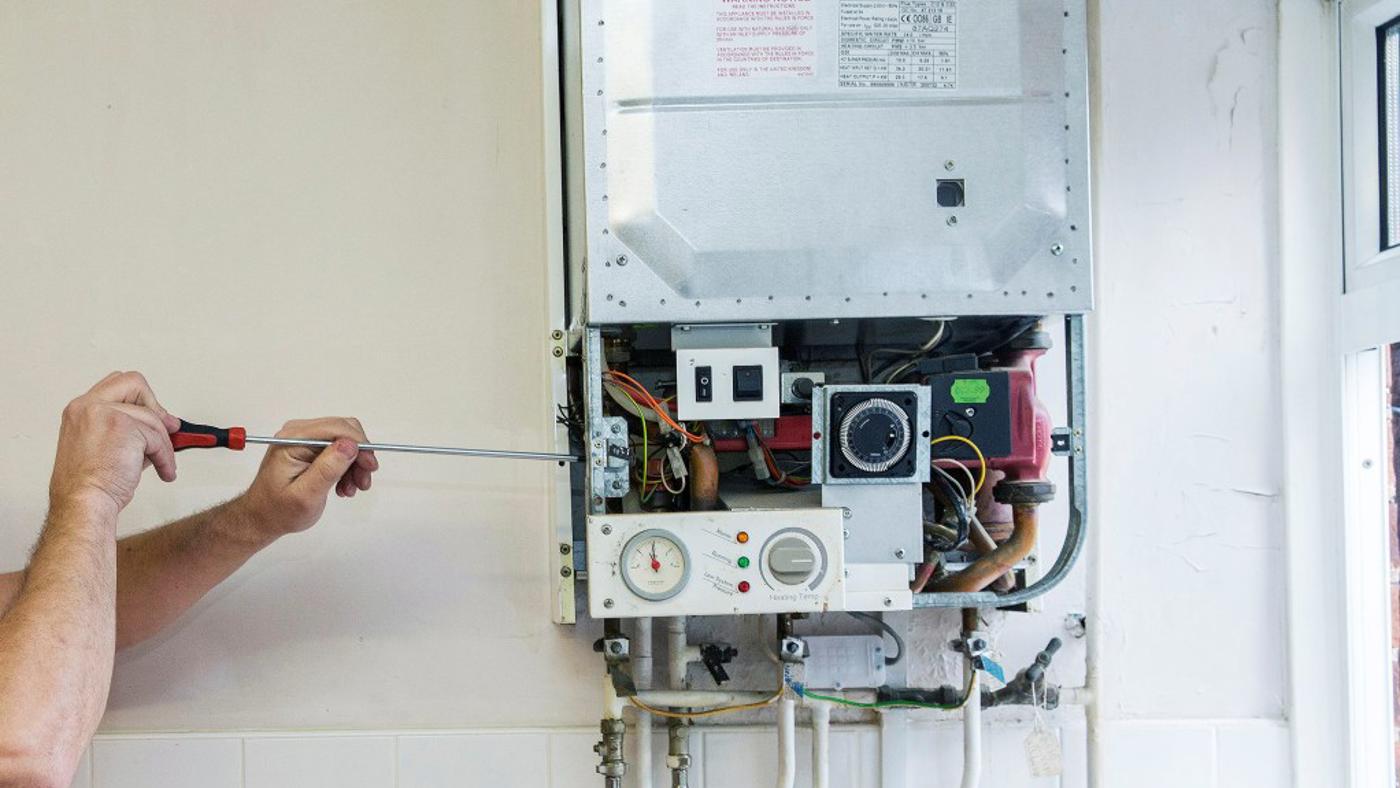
[[604, 371, 703, 443]]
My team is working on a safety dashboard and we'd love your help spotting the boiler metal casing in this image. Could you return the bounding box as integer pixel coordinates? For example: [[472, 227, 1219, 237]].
[[563, 0, 1093, 325]]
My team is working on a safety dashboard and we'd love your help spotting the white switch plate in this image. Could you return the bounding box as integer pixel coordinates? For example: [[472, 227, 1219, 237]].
[[675, 347, 779, 421], [586, 508, 845, 618]]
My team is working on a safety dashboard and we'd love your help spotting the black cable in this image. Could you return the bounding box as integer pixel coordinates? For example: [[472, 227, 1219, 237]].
[[928, 470, 971, 546], [845, 611, 904, 666]]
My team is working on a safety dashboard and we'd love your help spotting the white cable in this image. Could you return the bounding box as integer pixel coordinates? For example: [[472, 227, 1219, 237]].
[[932, 462, 977, 500], [777, 696, 797, 788], [960, 665, 983, 788], [810, 700, 831, 788], [879, 321, 948, 382]]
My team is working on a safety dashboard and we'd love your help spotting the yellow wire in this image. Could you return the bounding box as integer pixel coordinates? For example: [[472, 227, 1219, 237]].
[[620, 390, 648, 496], [931, 435, 987, 494], [629, 686, 784, 720]]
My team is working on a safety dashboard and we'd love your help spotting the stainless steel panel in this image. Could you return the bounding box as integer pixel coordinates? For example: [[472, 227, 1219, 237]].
[[570, 0, 1092, 324]]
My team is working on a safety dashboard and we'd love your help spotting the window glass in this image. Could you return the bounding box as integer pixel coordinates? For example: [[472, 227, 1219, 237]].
[[1380, 18, 1400, 249]]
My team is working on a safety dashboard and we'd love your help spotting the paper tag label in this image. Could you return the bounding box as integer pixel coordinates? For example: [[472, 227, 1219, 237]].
[[1025, 728, 1063, 777], [838, 0, 957, 89]]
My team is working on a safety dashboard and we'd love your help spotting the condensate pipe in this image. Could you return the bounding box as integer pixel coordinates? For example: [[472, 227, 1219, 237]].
[[929, 505, 1040, 593], [809, 700, 831, 788], [634, 618, 654, 788], [776, 695, 797, 788]]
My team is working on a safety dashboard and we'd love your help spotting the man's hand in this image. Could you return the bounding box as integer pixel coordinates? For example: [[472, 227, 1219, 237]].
[[235, 418, 379, 538], [48, 371, 181, 513]]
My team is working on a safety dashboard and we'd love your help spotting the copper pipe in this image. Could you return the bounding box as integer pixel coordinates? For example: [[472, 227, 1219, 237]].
[[928, 505, 1040, 594], [967, 517, 1017, 593], [688, 442, 720, 511]]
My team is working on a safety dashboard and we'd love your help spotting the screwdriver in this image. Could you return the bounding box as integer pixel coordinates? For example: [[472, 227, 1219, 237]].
[[169, 420, 579, 463]]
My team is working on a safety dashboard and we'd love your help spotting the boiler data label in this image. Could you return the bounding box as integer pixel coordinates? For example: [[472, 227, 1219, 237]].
[[838, 0, 957, 89]]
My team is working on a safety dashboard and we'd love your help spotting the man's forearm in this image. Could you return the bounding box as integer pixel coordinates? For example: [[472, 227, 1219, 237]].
[[114, 497, 278, 650], [0, 496, 118, 786]]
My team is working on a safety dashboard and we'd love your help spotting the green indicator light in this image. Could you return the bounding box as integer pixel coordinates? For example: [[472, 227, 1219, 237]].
[[737, 556, 750, 569]]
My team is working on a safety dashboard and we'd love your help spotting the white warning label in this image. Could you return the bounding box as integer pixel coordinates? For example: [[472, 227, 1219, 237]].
[[839, 0, 957, 89], [715, 0, 817, 79]]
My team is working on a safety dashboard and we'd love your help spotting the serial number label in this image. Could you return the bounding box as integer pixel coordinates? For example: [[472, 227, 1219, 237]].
[[838, 0, 957, 89]]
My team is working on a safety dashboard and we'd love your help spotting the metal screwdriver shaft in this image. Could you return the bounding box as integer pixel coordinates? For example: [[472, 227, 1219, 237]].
[[243, 435, 577, 463], [169, 420, 578, 463]]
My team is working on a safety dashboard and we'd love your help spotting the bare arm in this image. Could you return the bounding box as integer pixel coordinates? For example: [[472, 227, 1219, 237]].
[[0, 414, 378, 653], [0, 373, 177, 787], [0, 573, 20, 618], [113, 418, 377, 649], [0, 373, 376, 787]]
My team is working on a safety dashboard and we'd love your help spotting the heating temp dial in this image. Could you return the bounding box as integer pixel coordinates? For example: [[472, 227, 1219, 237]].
[[620, 529, 691, 601]]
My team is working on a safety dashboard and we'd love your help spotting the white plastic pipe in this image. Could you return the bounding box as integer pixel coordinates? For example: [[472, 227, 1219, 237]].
[[810, 701, 831, 788], [603, 673, 625, 721], [776, 696, 797, 788], [634, 617, 654, 788], [960, 666, 982, 788], [667, 617, 690, 690]]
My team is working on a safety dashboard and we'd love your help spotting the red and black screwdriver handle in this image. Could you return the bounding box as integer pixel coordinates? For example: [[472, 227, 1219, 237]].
[[171, 420, 246, 452]]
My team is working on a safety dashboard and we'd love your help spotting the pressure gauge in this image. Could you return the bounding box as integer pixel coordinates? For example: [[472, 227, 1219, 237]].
[[620, 529, 691, 601]]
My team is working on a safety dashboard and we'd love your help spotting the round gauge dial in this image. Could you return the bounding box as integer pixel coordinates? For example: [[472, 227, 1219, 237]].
[[620, 529, 691, 601], [838, 397, 912, 473]]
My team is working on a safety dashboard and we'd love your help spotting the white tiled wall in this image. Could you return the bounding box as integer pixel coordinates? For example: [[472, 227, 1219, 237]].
[[71, 718, 1288, 788]]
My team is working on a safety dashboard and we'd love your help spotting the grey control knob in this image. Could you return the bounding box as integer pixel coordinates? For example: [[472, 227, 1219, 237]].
[[767, 536, 817, 586]]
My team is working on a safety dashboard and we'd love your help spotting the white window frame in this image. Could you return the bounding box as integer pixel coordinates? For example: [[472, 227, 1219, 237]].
[[1283, 1, 1400, 785]]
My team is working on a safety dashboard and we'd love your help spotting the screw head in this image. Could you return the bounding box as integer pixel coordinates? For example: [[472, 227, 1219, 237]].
[[947, 215, 959, 227], [617, 255, 628, 266], [560, 543, 572, 555], [601, 524, 613, 535], [552, 347, 564, 357], [611, 480, 623, 490], [609, 641, 622, 653], [883, 597, 893, 607], [551, 330, 564, 340], [944, 159, 956, 171], [561, 566, 573, 577], [895, 548, 906, 559], [843, 528, 850, 540], [842, 508, 852, 519], [603, 598, 615, 609], [1051, 243, 1065, 256], [964, 407, 976, 417]]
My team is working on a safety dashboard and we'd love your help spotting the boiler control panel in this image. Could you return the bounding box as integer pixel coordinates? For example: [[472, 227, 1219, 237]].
[[585, 509, 846, 618]]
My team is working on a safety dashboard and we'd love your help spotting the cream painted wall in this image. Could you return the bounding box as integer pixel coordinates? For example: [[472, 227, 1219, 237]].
[[0, 1, 1295, 785], [0, 1, 600, 730]]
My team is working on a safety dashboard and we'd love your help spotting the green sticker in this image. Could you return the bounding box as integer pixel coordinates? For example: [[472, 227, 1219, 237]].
[[950, 378, 991, 404]]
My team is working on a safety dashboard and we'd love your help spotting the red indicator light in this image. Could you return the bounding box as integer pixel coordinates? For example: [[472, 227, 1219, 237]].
[[738, 581, 751, 593]]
